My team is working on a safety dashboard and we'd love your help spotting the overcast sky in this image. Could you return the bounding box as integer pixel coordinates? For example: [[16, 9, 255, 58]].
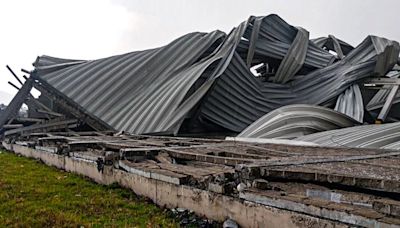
[[0, 0, 399, 103]]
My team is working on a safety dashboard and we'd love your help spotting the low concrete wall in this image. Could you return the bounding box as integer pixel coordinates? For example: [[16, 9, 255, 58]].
[[3, 142, 342, 228]]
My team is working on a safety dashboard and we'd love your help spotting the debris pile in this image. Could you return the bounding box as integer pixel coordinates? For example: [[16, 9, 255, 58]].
[[170, 207, 219, 227], [1, 14, 400, 147], [3, 131, 400, 227]]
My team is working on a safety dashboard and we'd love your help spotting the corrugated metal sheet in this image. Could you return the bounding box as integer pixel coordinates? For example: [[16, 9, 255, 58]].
[[34, 55, 87, 75], [297, 122, 400, 150], [238, 104, 359, 139], [334, 84, 364, 122], [198, 35, 399, 132], [34, 31, 231, 134], [32, 14, 400, 135], [312, 35, 354, 59], [273, 27, 309, 83], [239, 15, 335, 70]]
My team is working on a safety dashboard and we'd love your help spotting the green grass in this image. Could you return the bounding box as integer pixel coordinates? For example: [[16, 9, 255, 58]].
[[0, 150, 178, 227]]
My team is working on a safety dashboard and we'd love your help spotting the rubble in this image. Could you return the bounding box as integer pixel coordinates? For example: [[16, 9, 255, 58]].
[[1, 131, 400, 227], [170, 208, 219, 227], [223, 219, 238, 228]]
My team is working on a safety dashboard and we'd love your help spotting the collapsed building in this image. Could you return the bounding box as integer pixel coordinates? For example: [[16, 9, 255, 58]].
[[2, 14, 400, 227]]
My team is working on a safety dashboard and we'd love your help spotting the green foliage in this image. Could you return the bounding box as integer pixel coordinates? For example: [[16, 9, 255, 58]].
[[0, 151, 177, 227]]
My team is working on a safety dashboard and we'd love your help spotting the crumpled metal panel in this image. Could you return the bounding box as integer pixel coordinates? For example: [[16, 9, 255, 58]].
[[34, 31, 231, 134], [199, 35, 399, 132], [238, 104, 359, 139], [334, 84, 364, 122], [34, 55, 87, 75], [32, 14, 400, 135], [273, 27, 309, 83], [236, 39, 332, 69], [371, 36, 400, 75], [239, 15, 335, 70], [297, 122, 400, 150], [312, 35, 354, 58]]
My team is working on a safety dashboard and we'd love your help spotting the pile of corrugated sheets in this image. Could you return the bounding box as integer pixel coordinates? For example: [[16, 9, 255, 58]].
[[31, 14, 400, 149]]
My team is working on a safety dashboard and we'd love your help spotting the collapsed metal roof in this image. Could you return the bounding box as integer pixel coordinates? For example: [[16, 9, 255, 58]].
[[3, 13, 400, 227], [29, 14, 399, 136], [238, 104, 360, 139]]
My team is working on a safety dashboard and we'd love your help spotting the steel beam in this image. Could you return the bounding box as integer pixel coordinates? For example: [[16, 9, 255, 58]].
[[33, 80, 112, 132], [0, 78, 33, 129], [377, 84, 400, 122]]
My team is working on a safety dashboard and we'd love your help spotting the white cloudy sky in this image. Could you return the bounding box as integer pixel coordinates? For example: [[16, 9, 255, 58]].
[[0, 0, 399, 103]]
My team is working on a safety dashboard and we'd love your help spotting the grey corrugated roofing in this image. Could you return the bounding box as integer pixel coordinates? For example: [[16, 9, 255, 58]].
[[273, 27, 309, 83], [34, 55, 87, 75], [334, 84, 364, 122], [312, 35, 354, 58], [34, 31, 230, 134], [32, 14, 400, 135], [238, 104, 359, 139], [198, 35, 399, 132], [297, 122, 400, 150]]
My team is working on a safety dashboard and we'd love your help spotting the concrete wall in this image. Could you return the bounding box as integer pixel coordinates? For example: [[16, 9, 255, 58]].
[[3, 143, 343, 228]]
